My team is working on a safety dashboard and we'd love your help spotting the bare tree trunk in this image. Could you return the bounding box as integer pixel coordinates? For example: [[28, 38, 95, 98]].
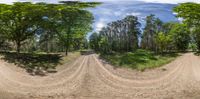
[[65, 47, 68, 56], [65, 34, 70, 56], [16, 41, 21, 53]]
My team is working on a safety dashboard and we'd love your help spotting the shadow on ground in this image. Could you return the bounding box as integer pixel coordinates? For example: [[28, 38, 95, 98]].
[[194, 52, 200, 56], [0, 52, 62, 76]]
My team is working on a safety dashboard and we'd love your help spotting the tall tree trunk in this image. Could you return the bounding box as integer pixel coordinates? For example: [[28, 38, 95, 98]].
[[65, 46, 68, 56], [16, 41, 21, 53], [65, 31, 70, 56]]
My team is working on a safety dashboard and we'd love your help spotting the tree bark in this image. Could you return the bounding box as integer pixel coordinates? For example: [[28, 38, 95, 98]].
[[65, 47, 68, 56], [65, 33, 70, 56], [65, 23, 71, 56], [16, 41, 21, 53]]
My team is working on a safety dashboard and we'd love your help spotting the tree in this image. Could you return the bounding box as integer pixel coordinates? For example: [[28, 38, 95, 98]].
[[58, 8, 94, 55], [123, 16, 141, 50], [141, 14, 163, 51], [162, 22, 176, 34], [0, 1, 100, 54], [155, 32, 172, 53], [193, 27, 200, 50], [81, 38, 89, 50], [170, 24, 190, 51], [0, 2, 45, 53], [89, 32, 100, 51], [0, 32, 10, 51], [174, 3, 200, 51], [93, 15, 141, 54], [49, 1, 100, 55], [99, 36, 110, 54]]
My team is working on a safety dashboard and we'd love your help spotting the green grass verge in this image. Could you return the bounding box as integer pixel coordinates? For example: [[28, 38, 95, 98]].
[[100, 49, 179, 71], [60, 52, 81, 64]]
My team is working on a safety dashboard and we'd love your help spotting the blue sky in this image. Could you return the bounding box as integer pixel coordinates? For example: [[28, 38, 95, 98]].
[[0, 0, 200, 4], [1, 0, 199, 38], [88, 2, 177, 32]]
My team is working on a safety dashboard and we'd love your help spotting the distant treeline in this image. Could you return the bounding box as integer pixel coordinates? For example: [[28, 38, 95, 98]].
[[0, 2, 199, 55], [89, 3, 200, 54]]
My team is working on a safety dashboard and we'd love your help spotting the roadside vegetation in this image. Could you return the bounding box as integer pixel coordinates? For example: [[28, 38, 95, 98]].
[[0, 1, 100, 55], [0, 1, 100, 75], [100, 49, 178, 71], [90, 3, 200, 70], [0, 1, 200, 74]]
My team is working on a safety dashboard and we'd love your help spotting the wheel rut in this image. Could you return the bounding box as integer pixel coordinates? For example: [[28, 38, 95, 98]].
[[0, 53, 200, 99]]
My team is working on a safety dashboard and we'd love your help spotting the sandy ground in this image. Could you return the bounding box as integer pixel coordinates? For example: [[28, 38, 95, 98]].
[[0, 53, 200, 99]]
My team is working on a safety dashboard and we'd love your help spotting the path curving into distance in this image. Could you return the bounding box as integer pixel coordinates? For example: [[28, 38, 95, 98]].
[[0, 53, 200, 99]]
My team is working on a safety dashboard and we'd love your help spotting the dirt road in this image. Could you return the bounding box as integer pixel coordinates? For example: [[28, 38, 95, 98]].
[[0, 53, 200, 99]]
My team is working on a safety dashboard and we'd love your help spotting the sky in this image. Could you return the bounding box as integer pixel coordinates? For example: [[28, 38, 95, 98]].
[[0, 0, 200, 4], [1, 0, 200, 38], [88, 2, 177, 32]]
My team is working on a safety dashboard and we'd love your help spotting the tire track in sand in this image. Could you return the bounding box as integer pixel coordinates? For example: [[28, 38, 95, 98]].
[[0, 53, 200, 99]]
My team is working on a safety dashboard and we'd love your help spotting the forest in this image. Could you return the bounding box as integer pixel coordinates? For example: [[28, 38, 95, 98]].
[[0, 1, 100, 55], [0, 2, 200, 71], [89, 2, 200, 70], [1, 1, 200, 98], [0, 1, 101, 74]]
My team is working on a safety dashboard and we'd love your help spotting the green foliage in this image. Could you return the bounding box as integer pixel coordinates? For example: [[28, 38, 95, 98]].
[[58, 8, 94, 55], [142, 14, 191, 52], [169, 24, 190, 51], [89, 32, 100, 51], [174, 3, 200, 51], [141, 14, 163, 50], [94, 14, 187, 70], [0, 2, 44, 53], [101, 49, 178, 71], [174, 3, 200, 27], [192, 27, 200, 51], [155, 32, 172, 53], [0, 2, 100, 54], [99, 37, 111, 54], [142, 14, 190, 53], [90, 15, 141, 54], [59, 1, 102, 8], [162, 22, 177, 33], [189, 43, 198, 52]]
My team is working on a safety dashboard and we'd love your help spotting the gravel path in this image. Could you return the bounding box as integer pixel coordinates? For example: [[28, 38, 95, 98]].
[[0, 53, 200, 99]]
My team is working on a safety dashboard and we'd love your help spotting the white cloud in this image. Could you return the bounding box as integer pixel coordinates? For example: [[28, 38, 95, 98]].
[[85, 0, 200, 4], [126, 12, 141, 16], [0, 0, 16, 4], [96, 20, 106, 32], [0, 0, 72, 4], [140, 0, 200, 4], [178, 17, 184, 21], [1, 0, 200, 4], [114, 11, 122, 16]]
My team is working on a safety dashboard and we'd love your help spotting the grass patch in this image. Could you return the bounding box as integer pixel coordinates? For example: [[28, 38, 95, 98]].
[[60, 52, 80, 64], [0, 51, 80, 75], [100, 49, 178, 71]]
